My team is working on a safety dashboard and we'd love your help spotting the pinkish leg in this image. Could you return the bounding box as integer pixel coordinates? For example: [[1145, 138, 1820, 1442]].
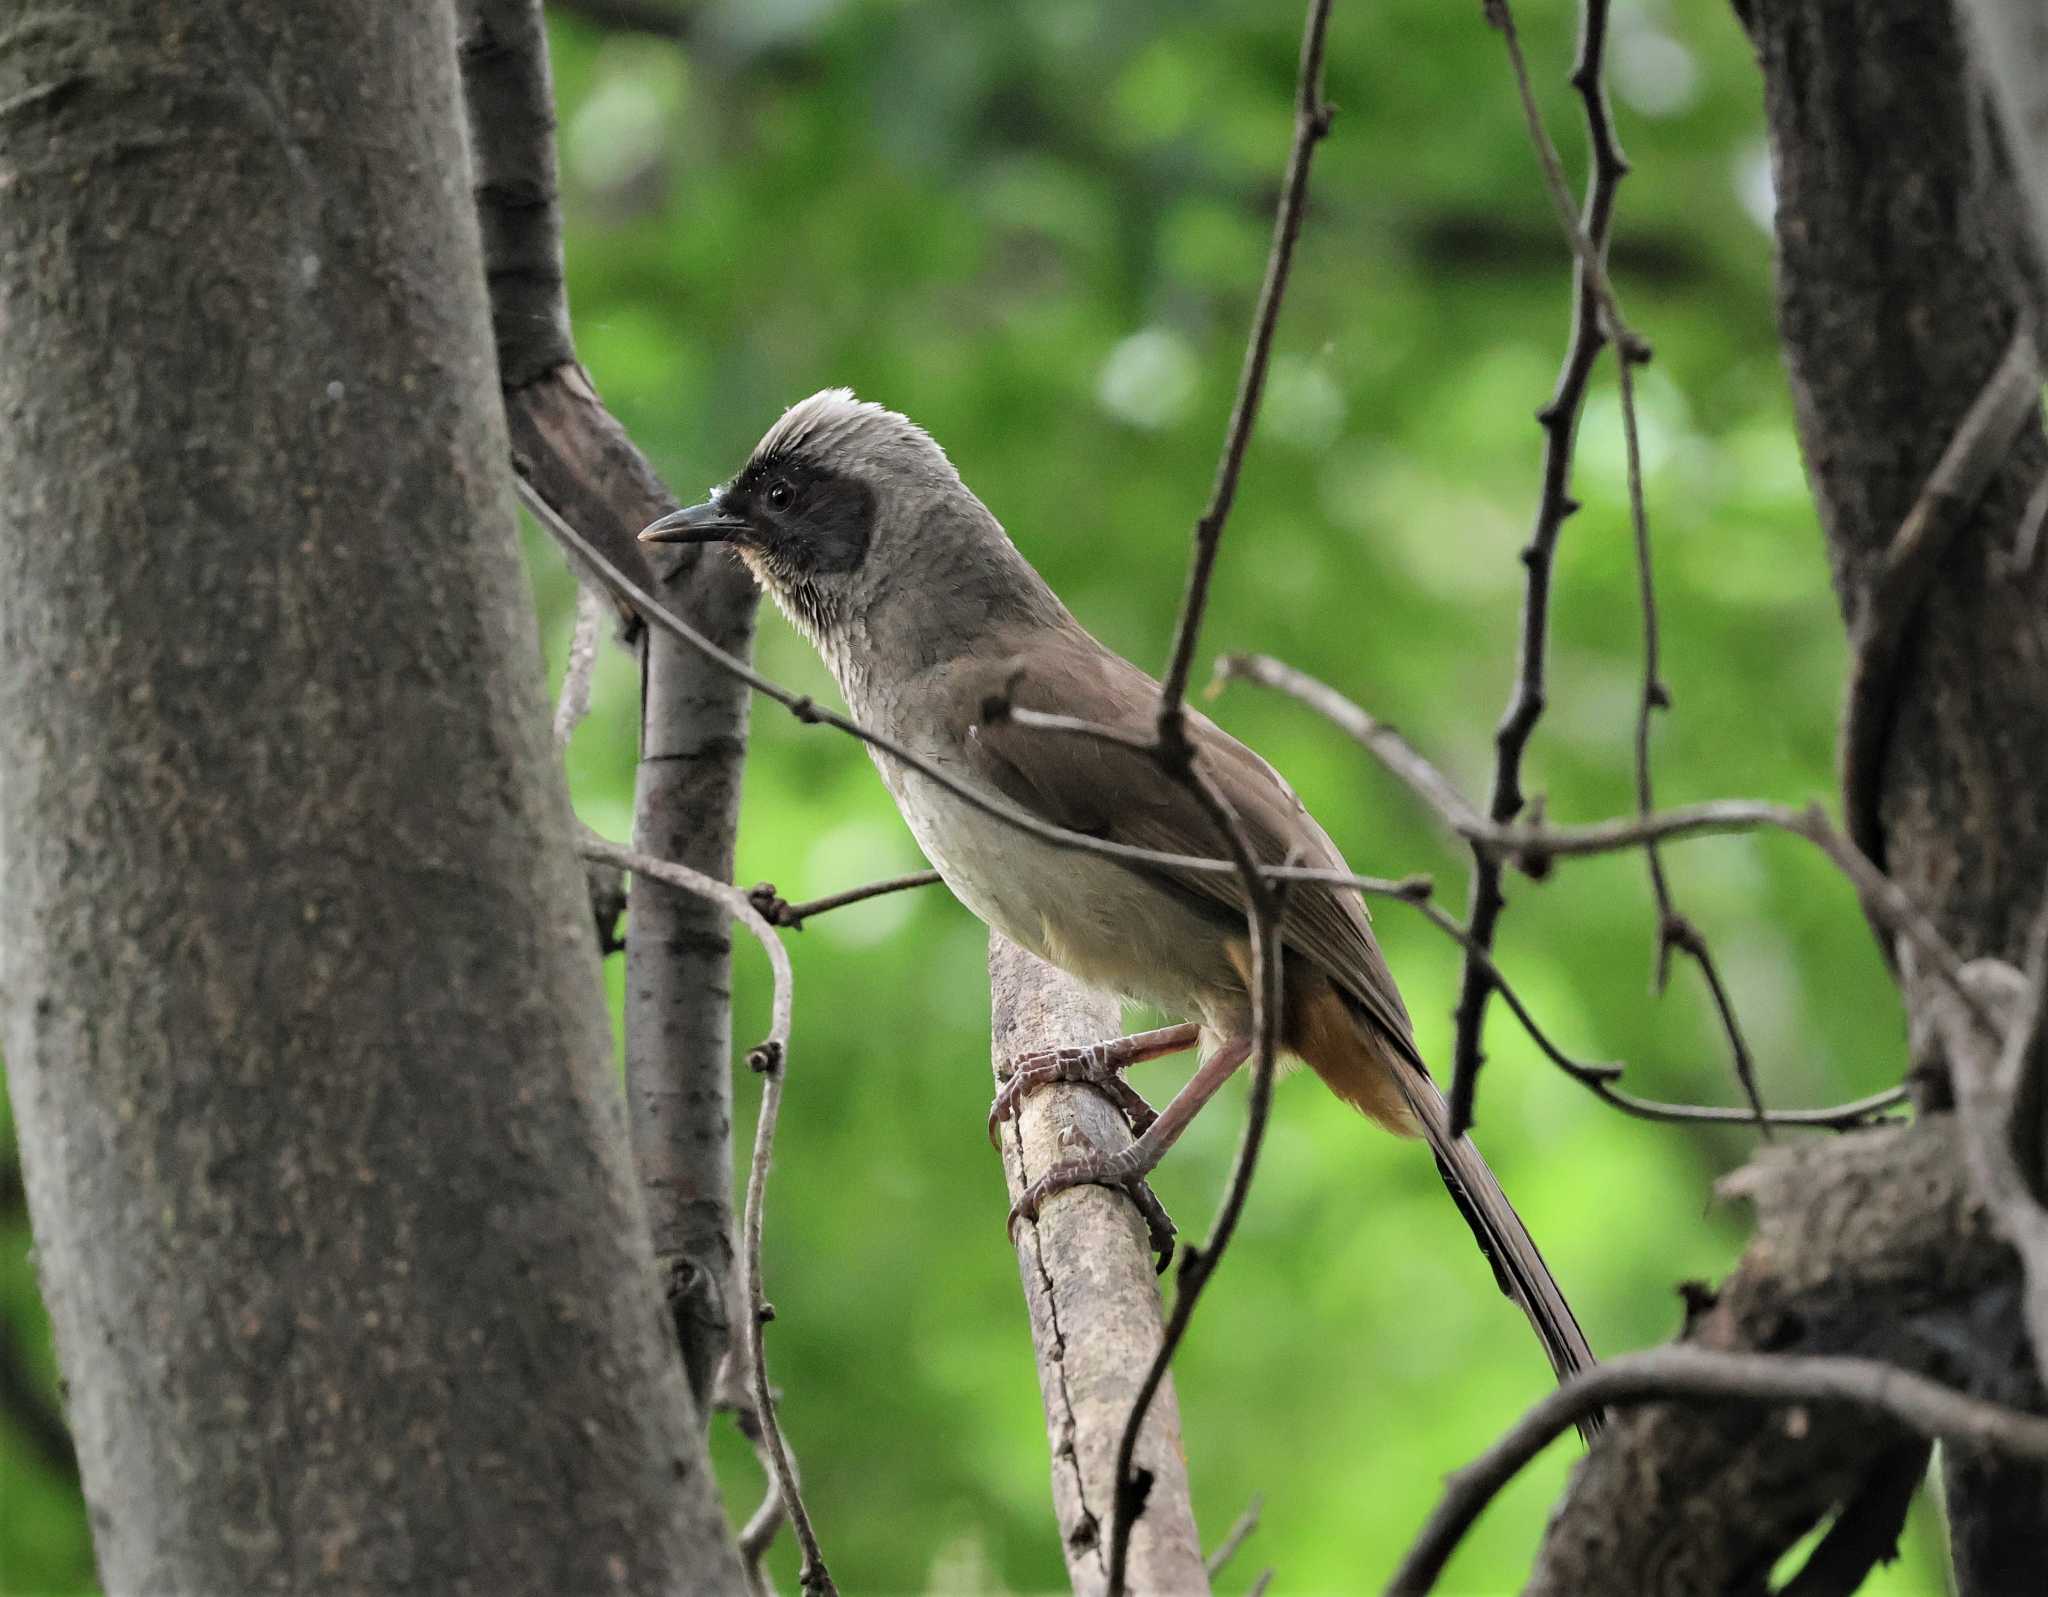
[[988, 1021, 1202, 1147], [1009, 1035, 1254, 1269]]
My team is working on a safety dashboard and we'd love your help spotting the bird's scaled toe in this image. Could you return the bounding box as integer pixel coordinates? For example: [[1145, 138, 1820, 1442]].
[[1007, 1155, 1177, 1273], [987, 1045, 1160, 1147]]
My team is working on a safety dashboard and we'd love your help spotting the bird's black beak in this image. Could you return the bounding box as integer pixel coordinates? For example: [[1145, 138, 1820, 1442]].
[[639, 500, 749, 545]]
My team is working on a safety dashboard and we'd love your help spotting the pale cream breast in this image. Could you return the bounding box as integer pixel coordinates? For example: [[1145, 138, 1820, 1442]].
[[886, 757, 1243, 1026]]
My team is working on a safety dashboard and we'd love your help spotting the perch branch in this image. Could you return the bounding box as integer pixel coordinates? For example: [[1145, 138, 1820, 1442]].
[[992, 942, 1211, 1596]]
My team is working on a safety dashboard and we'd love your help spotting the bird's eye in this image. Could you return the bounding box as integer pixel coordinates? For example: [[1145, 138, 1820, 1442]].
[[766, 480, 793, 511]]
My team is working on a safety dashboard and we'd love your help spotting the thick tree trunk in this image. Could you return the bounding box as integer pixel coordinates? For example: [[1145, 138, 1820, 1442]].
[[1531, 2, 2048, 1588], [0, 4, 743, 1591]]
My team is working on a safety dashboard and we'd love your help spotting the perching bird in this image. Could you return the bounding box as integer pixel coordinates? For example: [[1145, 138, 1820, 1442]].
[[643, 389, 1596, 1395]]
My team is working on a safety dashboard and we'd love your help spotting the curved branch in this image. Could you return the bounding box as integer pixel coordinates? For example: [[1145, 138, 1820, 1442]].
[[577, 832, 832, 1591], [1386, 1346, 2048, 1596]]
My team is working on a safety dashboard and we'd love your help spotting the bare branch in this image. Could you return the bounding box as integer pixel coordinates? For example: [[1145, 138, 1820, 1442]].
[[709, 1354, 791, 1596], [1841, 317, 2040, 876], [1482, 0, 1641, 360], [1154, 0, 1334, 751], [1490, 0, 1773, 1141], [991, 943, 1210, 1597], [748, 870, 944, 930], [1108, 764, 1289, 1597], [552, 580, 606, 753], [739, 1045, 835, 1596], [1220, 653, 2003, 1038], [1386, 1346, 2048, 1596], [1395, 887, 1901, 1131], [1210, 654, 1480, 833], [1940, 881, 2048, 1372], [574, 831, 831, 1590], [577, 834, 790, 1070], [1449, 0, 1631, 1138], [1205, 1494, 1263, 1579]]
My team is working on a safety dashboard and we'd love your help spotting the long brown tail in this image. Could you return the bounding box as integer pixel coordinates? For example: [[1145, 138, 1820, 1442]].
[[1292, 976, 1600, 1429], [1395, 1069, 1602, 1433]]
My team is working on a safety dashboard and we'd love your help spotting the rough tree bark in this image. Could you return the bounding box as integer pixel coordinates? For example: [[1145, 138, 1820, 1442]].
[[1528, 2, 2048, 1590], [991, 938, 1210, 1597], [458, 0, 763, 1414], [0, 4, 743, 1590]]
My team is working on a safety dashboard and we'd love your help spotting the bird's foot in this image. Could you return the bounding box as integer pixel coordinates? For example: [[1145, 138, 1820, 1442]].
[[1008, 1148, 1177, 1272], [989, 1042, 1160, 1147]]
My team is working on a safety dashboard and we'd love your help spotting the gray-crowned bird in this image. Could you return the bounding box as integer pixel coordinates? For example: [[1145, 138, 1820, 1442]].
[[643, 388, 1596, 1397]]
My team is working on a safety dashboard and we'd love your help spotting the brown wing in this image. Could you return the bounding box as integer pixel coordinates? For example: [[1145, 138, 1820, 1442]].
[[937, 623, 1423, 1069]]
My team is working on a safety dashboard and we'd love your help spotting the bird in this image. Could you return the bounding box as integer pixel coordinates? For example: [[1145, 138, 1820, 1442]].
[[642, 388, 1597, 1399]]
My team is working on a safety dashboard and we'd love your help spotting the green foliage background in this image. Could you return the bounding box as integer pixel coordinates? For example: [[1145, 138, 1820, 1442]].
[[1, 0, 1953, 1591]]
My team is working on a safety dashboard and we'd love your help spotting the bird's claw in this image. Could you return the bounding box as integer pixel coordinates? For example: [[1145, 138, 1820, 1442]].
[[988, 1043, 1160, 1147], [1008, 1153, 1177, 1273]]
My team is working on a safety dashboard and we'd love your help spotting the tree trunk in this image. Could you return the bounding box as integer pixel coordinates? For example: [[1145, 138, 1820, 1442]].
[[1530, 2, 2048, 1587], [0, 4, 743, 1591]]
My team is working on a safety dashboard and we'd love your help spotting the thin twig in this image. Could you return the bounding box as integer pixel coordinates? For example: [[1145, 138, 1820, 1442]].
[[1210, 654, 1480, 832], [1484, 0, 1641, 358], [1398, 887, 1901, 1131], [553, 580, 606, 752], [739, 1044, 835, 1596], [1108, 766, 1291, 1597], [748, 870, 943, 930], [1491, 0, 1771, 1141], [1205, 1493, 1264, 1579], [1153, 0, 1335, 752], [712, 1356, 790, 1596], [1612, 348, 1769, 1133], [1385, 1346, 2048, 1596], [1219, 653, 2002, 1039], [577, 833, 791, 1064], [1449, 0, 1631, 1138], [574, 832, 831, 1590]]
